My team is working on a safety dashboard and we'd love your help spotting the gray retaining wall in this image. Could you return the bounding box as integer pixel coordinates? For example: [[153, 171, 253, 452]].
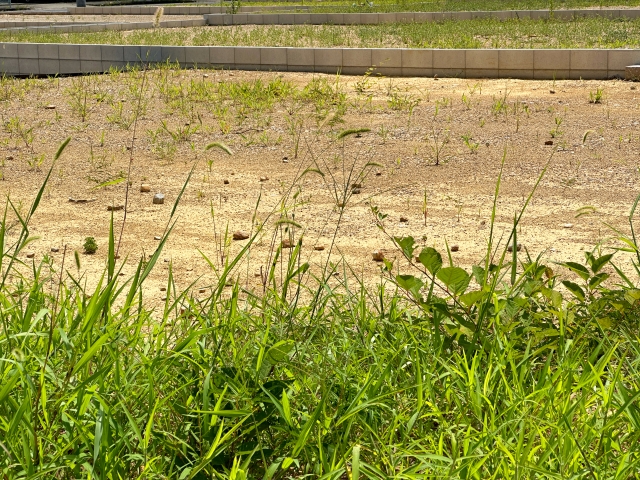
[[205, 9, 640, 25], [1, 43, 638, 79], [0, 19, 206, 33], [59, 6, 640, 19]]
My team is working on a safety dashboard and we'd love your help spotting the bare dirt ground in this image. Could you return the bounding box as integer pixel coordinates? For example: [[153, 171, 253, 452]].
[[1, 68, 638, 305]]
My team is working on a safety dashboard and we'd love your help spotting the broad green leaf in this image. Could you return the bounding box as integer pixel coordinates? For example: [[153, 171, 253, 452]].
[[588, 272, 609, 289], [562, 262, 590, 281], [562, 281, 585, 301], [437, 267, 470, 296], [459, 290, 486, 307], [266, 340, 295, 364], [590, 254, 614, 274], [394, 236, 415, 259], [418, 247, 443, 275], [541, 287, 563, 308], [396, 274, 424, 299]]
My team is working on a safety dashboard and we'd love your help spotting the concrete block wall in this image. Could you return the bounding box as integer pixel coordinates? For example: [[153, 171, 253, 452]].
[[1, 43, 638, 79], [204, 8, 640, 25], [66, 5, 309, 15], [0, 18, 206, 34]]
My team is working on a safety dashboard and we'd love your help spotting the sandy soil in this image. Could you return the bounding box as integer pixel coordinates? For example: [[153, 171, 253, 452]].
[[1, 69, 638, 305]]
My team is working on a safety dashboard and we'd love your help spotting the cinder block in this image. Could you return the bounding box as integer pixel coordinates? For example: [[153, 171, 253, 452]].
[[294, 14, 311, 24], [207, 14, 224, 25], [569, 69, 608, 80], [287, 47, 314, 66], [432, 68, 465, 78], [342, 13, 360, 24], [571, 50, 607, 70], [499, 50, 533, 70], [529, 10, 548, 20], [59, 59, 81, 74], [140, 46, 162, 63], [262, 14, 279, 24], [534, 49, 571, 70], [533, 69, 570, 80], [17, 43, 38, 59], [608, 50, 640, 72], [343, 48, 371, 67], [341, 66, 371, 76], [433, 49, 465, 69], [58, 44, 79, 60], [315, 48, 342, 66], [288, 64, 314, 73], [452, 11, 472, 20], [232, 14, 248, 25], [471, 11, 491, 19], [500, 69, 534, 79], [19, 58, 39, 75], [80, 44, 101, 61], [185, 46, 210, 66], [513, 10, 531, 19], [0, 43, 19, 58], [102, 45, 124, 62], [123, 46, 141, 63], [0, 58, 19, 74], [378, 13, 397, 23], [553, 10, 573, 20], [260, 47, 286, 65], [401, 67, 432, 77], [622, 9, 640, 19], [466, 69, 501, 79], [361, 14, 379, 24], [313, 14, 328, 24], [370, 66, 401, 77], [103, 61, 125, 72], [402, 49, 432, 69], [80, 60, 103, 73], [372, 48, 401, 68], [396, 12, 415, 22], [326, 13, 344, 24], [246, 14, 263, 25], [235, 47, 260, 65], [210, 46, 234, 65], [37, 58, 59, 75], [414, 12, 432, 22], [314, 65, 342, 74], [37, 44, 58, 59], [278, 14, 294, 24], [466, 50, 498, 69], [162, 46, 186, 64]]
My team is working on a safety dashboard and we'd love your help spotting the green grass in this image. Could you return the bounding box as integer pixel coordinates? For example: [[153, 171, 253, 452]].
[[1, 136, 640, 478], [3, 17, 640, 48]]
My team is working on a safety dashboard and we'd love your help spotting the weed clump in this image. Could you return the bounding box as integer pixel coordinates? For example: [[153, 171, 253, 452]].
[[83, 236, 97, 254]]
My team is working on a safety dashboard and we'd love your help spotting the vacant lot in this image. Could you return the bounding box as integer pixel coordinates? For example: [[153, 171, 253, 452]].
[[0, 68, 637, 301], [3, 16, 640, 48]]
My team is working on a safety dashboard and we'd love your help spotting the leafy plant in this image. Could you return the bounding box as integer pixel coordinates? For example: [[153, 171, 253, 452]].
[[83, 236, 98, 254], [589, 87, 604, 104]]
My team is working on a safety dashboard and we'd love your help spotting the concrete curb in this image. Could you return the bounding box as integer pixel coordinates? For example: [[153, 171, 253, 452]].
[[1, 43, 638, 79], [204, 9, 640, 25], [59, 6, 640, 19], [0, 19, 206, 33]]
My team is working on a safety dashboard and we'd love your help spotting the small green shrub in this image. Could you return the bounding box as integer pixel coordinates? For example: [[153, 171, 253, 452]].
[[83, 236, 97, 254]]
